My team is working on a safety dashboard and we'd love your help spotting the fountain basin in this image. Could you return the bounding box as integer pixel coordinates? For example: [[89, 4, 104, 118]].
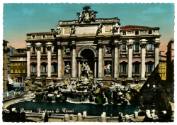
[[7, 101, 138, 116]]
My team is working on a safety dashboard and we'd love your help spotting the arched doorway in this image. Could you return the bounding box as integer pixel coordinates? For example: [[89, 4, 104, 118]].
[[80, 49, 95, 76]]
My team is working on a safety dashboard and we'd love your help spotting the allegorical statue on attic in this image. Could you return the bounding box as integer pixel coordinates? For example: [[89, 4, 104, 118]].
[[70, 25, 76, 35], [96, 23, 103, 35], [112, 22, 120, 34], [56, 27, 61, 35], [77, 6, 97, 23]]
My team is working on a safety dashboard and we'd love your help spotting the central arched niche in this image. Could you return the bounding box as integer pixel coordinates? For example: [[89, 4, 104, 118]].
[[80, 49, 95, 72]]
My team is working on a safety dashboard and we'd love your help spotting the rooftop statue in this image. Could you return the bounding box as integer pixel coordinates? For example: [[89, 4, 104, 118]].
[[77, 6, 97, 23], [70, 25, 76, 35], [112, 22, 120, 34], [96, 23, 103, 35], [56, 27, 61, 35]]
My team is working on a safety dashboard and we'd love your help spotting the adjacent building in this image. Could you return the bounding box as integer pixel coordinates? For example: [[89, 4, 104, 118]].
[[9, 48, 27, 83], [159, 51, 167, 80], [166, 40, 174, 82], [166, 40, 174, 100], [25, 6, 160, 84], [3, 40, 9, 92]]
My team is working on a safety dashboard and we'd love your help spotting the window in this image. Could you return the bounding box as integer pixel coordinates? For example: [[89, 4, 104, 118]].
[[32, 35, 35, 39], [41, 64, 47, 73], [32, 46, 36, 53], [121, 43, 127, 52], [53, 45, 58, 53], [146, 62, 154, 73], [133, 62, 140, 74], [147, 43, 154, 52], [120, 62, 127, 74], [31, 64, 36, 73], [135, 31, 139, 35], [148, 30, 152, 34], [52, 63, 57, 73], [133, 42, 140, 52], [43, 46, 46, 54], [123, 31, 126, 35]]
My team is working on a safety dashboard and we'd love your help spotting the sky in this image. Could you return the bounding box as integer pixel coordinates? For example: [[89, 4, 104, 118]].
[[3, 3, 174, 53]]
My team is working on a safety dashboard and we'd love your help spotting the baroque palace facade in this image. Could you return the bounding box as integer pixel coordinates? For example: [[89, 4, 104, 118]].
[[26, 6, 160, 84]]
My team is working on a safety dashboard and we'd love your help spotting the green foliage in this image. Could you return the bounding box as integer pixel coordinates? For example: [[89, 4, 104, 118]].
[[95, 94, 106, 105]]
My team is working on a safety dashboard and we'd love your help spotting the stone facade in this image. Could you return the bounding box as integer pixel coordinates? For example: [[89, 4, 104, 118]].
[[26, 6, 160, 84]]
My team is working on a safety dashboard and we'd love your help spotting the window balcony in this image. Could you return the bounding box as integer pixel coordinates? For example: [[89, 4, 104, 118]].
[[133, 51, 140, 56], [146, 50, 154, 53], [119, 72, 128, 77], [120, 50, 127, 53], [51, 54, 57, 59], [52, 72, 58, 77], [120, 52, 128, 58], [132, 73, 140, 77], [41, 72, 47, 76], [145, 72, 152, 77], [146, 52, 155, 57]]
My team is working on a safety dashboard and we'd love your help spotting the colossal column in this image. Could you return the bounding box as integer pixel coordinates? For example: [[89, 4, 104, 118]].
[[98, 40, 103, 78], [46, 42, 52, 78], [57, 41, 62, 79], [140, 39, 147, 80], [71, 41, 77, 78], [36, 42, 41, 78], [26, 43, 31, 79], [127, 39, 134, 79], [155, 38, 160, 67], [78, 61, 81, 78], [114, 39, 120, 79], [94, 61, 97, 78]]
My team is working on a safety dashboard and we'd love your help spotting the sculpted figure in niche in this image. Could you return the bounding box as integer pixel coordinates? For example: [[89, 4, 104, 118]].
[[104, 63, 112, 75], [105, 47, 112, 54], [65, 63, 71, 74], [81, 62, 91, 78]]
